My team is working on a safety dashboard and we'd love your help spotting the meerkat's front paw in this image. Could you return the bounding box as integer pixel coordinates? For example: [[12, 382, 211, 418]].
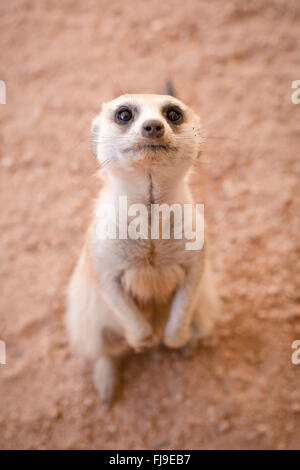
[[163, 323, 190, 349], [126, 322, 154, 353]]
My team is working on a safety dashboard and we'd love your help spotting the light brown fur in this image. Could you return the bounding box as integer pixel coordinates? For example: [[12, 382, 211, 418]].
[[65, 94, 220, 404]]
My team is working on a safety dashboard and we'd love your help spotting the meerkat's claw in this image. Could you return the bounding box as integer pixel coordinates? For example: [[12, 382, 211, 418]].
[[93, 357, 119, 405], [163, 323, 190, 349], [164, 334, 190, 349], [135, 331, 155, 352], [131, 335, 154, 353]]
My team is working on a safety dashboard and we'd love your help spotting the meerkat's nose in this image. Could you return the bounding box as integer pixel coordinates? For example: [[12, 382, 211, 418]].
[[142, 120, 165, 138]]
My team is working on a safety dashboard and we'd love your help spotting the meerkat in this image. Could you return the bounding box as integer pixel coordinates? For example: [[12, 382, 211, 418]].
[[65, 93, 220, 404]]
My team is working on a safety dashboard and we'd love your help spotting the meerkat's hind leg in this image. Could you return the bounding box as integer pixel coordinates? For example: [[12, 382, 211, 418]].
[[191, 260, 221, 341], [93, 356, 120, 405], [174, 262, 220, 359]]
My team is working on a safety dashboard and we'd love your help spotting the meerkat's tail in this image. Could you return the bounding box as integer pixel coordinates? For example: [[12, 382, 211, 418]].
[[165, 79, 176, 97], [93, 356, 119, 405]]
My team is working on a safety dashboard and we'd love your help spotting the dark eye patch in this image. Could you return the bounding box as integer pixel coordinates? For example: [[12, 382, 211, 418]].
[[115, 106, 133, 124], [163, 104, 184, 124]]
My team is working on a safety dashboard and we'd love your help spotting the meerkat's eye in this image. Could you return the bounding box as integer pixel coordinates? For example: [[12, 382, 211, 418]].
[[115, 107, 133, 124], [165, 106, 183, 124]]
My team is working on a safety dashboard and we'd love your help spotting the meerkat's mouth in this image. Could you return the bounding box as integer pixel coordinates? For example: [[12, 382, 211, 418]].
[[124, 142, 177, 153], [140, 144, 168, 151]]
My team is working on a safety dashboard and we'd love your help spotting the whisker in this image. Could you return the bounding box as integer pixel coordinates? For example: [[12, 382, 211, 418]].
[[91, 135, 203, 142], [204, 135, 239, 142]]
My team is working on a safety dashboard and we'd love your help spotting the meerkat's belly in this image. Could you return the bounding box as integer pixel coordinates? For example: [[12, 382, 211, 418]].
[[121, 263, 185, 304]]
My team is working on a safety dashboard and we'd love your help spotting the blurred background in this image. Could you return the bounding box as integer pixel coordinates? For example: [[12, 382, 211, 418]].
[[0, 0, 300, 449]]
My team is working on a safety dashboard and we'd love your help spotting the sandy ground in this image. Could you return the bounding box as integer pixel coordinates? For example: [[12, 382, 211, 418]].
[[1, 0, 300, 450]]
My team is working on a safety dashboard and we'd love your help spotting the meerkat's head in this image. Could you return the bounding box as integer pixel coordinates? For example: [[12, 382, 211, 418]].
[[91, 94, 202, 172]]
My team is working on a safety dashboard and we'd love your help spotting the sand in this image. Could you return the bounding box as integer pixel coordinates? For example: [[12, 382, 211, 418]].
[[0, 0, 300, 449]]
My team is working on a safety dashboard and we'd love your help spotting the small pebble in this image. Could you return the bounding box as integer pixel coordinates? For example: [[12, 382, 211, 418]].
[[153, 439, 166, 448], [218, 420, 230, 433], [1, 155, 13, 169]]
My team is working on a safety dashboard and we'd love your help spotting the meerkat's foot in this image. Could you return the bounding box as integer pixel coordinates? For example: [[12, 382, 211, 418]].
[[174, 317, 217, 359], [191, 264, 221, 340], [191, 302, 220, 340], [93, 356, 119, 406]]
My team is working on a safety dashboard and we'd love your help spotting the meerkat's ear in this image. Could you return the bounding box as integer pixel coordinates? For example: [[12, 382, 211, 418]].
[[91, 114, 101, 158]]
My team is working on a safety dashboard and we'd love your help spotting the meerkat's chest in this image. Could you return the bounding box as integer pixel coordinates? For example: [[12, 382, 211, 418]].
[[119, 238, 187, 304]]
